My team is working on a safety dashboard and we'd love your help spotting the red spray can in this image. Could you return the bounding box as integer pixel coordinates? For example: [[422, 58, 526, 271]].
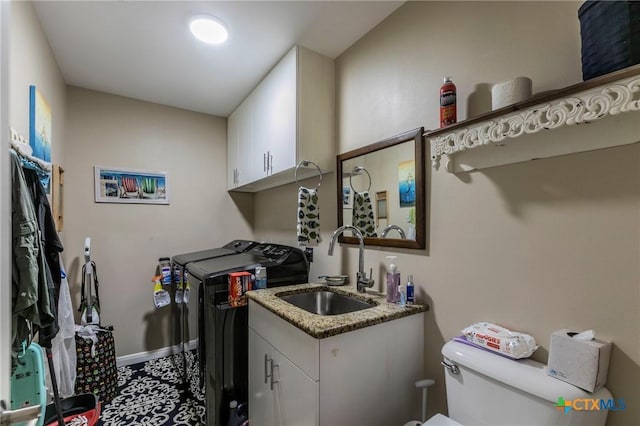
[[439, 76, 457, 127]]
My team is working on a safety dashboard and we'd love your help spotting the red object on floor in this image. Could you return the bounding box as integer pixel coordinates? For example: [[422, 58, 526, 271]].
[[44, 394, 101, 426]]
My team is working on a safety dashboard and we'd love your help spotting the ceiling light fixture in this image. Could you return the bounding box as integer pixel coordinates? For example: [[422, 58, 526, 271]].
[[189, 15, 228, 45]]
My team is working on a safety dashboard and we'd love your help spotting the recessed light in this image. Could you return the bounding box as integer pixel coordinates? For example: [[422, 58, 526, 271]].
[[190, 15, 228, 45]]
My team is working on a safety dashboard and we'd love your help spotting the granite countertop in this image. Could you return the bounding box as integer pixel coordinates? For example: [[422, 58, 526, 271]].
[[245, 282, 428, 339]]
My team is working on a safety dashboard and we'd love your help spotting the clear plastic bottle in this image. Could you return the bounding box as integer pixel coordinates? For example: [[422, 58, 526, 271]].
[[254, 266, 267, 289], [159, 257, 172, 284], [398, 281, 406, 307], [173, 264, 183, 304], [385, 256, 400, 303]]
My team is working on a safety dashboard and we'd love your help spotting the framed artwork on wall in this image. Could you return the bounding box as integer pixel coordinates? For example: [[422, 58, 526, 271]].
[[29, 85, 53, 192], [94, 166, 169, 204], [342, 186, 352, 209], [398, 160, 415, 207], [29, 85, 52, 163]]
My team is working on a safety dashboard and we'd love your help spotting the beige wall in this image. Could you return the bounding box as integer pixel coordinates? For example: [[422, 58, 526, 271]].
[[63, 87, 253, 356], [258, 2, 639, 425], [10, 1, 66, 165]]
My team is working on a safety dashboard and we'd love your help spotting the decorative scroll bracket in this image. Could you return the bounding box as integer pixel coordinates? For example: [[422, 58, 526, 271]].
[[428, 73, 640, 173]]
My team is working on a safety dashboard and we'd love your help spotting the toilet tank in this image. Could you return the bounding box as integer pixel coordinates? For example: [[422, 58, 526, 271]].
[[442, 340, 612, 426]]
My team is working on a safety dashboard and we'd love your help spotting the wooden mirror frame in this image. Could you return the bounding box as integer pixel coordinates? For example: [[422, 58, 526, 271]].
[[336, 127, 425, 249]]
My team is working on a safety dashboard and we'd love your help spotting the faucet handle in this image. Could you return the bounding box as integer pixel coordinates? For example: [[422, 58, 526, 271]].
[[357, 269, 375, 290]]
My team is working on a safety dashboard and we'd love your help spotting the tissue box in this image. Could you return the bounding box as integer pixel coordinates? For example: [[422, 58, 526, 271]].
[[547, 329, 612, 392]]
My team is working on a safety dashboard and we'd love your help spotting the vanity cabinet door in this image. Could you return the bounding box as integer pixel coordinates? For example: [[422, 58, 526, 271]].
[[249, 327, 318, 426], [272, 345, 318, 426], [248, 327, 275, 425]]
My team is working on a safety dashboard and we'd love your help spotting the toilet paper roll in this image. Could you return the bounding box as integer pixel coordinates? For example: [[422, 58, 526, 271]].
[[491, 76, 532, 110]]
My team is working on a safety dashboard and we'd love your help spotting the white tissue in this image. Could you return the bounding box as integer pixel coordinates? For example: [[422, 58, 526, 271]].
[[491, 76, 532, 110], [573, 329, 595, 341]]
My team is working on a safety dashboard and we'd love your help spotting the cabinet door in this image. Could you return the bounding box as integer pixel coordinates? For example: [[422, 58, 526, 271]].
[[272, 346, 319, 426], [236, 98, 255, 186], [249, 327, 319, 426], [252, 47, 297, 178], [249, 327, 276, 425], [227, 108, 239, 189], [263, 47, 297, 176]]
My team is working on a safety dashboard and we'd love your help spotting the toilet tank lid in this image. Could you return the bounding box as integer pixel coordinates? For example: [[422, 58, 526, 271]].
[[442, 340, 612, 403]]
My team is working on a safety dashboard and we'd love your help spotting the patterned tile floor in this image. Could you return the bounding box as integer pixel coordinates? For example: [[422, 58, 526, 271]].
[[98, 352, 205, 425]]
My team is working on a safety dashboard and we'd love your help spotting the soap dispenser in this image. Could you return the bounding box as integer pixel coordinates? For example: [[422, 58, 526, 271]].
[[385, 256, 400, 303]]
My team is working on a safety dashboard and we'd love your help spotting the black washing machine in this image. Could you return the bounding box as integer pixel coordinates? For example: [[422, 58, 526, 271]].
[[171, 240, 257, 393], [186, 242, 309, 426]]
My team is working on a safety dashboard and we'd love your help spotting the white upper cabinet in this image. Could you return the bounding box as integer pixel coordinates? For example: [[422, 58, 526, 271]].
[[227, 103, 240, 188], [227, 95, 256, 188], [227, 45, 335, 192]]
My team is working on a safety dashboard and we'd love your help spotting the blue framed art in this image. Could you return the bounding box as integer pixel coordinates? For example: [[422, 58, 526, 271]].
[[29, 85, 52, 163], [398, 160, 416, 207]]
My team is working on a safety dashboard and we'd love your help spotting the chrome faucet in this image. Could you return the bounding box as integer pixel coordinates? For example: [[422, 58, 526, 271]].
[[328, 225, 375, 293], [381, 224, 406, 239]]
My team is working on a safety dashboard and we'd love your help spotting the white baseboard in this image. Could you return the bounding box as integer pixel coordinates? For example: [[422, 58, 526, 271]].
[[116, 339, 198, 367]]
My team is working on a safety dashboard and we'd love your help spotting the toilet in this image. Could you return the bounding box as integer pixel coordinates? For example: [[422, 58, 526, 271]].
[[419, 340, 612, 426]]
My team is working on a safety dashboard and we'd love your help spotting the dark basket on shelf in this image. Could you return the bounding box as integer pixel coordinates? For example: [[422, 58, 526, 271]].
[[578, 0, 640, 80]]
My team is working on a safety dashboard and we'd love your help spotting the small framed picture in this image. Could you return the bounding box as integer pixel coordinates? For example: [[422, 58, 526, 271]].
[[95, 166, 169, 204], [342, 186, 352, 209]]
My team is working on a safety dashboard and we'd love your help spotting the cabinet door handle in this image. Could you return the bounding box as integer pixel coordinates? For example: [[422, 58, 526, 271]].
[[269, 359, 278, 390], [268, 152, 273, 174], [263, 153, 267, 172], [264, 354, 278, 390]]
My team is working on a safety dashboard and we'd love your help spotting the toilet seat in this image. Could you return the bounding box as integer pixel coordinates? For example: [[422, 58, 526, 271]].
[[423, 413, 463, 426]]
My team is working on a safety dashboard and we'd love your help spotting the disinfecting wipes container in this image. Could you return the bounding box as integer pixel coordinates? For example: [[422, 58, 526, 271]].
[[462, 322, 538, 359]]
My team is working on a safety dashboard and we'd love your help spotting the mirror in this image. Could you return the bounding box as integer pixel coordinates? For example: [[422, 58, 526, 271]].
[[336, 127, 425, 249]]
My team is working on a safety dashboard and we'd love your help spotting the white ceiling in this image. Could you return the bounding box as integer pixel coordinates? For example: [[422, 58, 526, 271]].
[[33, 1, 404, 117]]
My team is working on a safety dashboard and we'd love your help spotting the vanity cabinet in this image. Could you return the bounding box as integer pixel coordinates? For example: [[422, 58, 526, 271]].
[[248, 300, 424, 425], [248, 328, 319, 425], [227, 45, 335, 192]]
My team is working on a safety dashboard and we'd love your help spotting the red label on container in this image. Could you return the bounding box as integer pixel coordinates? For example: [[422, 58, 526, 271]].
[[228, 272, 252, 307], [440, 80, 457, 127]]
